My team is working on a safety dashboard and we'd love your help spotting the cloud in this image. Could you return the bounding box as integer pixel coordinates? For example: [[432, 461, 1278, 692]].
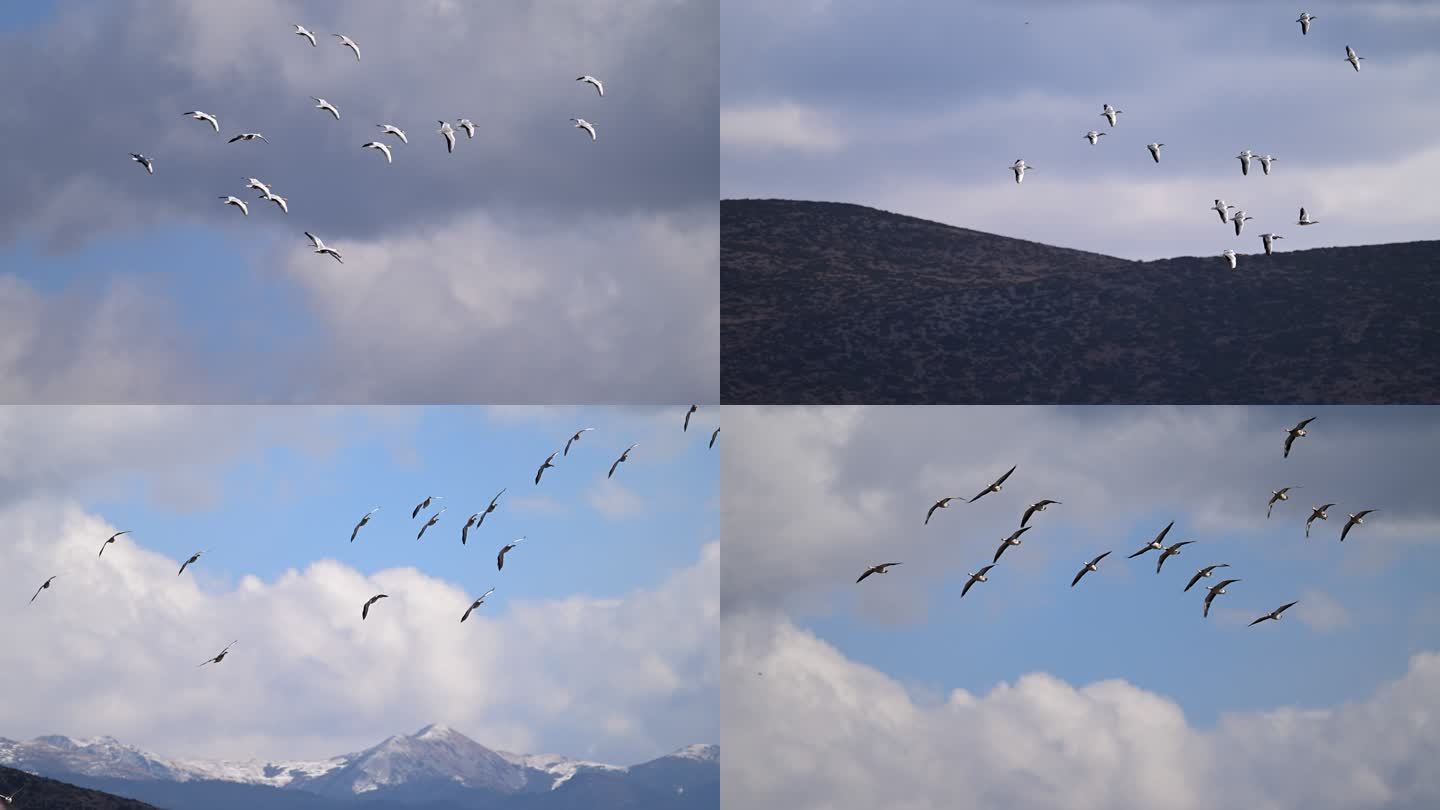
[[721, 103, 847, 154], [1295, 588, 1353, 632], [0, 499, 717, 764], [588, 479, 645, 520], [723, 613, 1440, 810]]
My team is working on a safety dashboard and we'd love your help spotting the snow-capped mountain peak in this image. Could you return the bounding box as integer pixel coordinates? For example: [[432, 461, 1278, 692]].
[[671, 743, 719, 762]]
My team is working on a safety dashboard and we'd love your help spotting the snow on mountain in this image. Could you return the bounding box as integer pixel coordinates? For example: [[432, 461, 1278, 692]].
[[304, 723, 530, 796], [496, 750, 627, 789], [669, 744, 719, 762]]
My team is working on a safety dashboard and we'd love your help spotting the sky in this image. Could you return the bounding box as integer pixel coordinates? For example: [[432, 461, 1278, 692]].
[[0, 404, 719, 766], [721, 405, 1440, 809], [0, 0, 717, 403], [720, 0, 1440, 260]]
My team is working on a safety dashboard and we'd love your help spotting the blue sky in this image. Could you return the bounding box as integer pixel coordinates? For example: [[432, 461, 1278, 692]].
[[721, 0, 1440, 260], [0, 405, 719, 763], [722, 405, 1440, 809], [0, 0, 717, 403]]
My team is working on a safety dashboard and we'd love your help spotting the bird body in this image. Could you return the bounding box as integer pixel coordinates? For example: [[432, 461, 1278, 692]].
[[199, 640, 238, 667], [536, 452, 558, 484], [362, 594, 388, 620], [378, 123, 408, 143], [228, 132, 269, 143], [1305, 503, 1335, 538], [462, 513, 480, 545], [1298, 207, 1319, 226], [220, 196, 249, 216], [461, 588, 496, 622], [1146, 143, 1163, 163], [1155, 540, 1195, 573], [1237, 149, 1255, 176], [1297, 12, 1316, 35], [709, 427, 721, 448], [1010, 159, 1031, 184], [577, 75, 604, 96], [608, 443, 638, 479], [571, 118, 597, 141], [1183, 563, 1230, 593], [1340, 509, 1375, 542], [184, 110, 220, 132], [1212, 199, 1235, 223], [29, 575, 57, 604], [1085, 130, 1106, 145], [417, 507, 446, 540], [969, 465, 1017, 503], [1259, 154, 1277, 175], [438, 121, 457, 153], [178, 551, 204, 576], [1267, 486, 1299, 518], [1345, 45, 1364, 72], [1284, 417, 1316, 458], [99, 530, 131, 557], [1222, 249, 1238, 270], [497, 537, 525, 570], [130, 153, 154, 174], [245, 177, 272, 197], [1021, 499, 1061, 528], [684, 404, 698, 432], [305, 231, 343, 263], [1128, 520, 1174, 558], [962, 565, 996, 597], [1231, 209, 1254, 236], [294, 24, 317, 46], [334, 33, 361, 61], [1101, 103, 1122, 127], [856, 562, 902, 583], [1071, 551, 1111, 587], [362, 141, 393, 163], [479, 488, 505, 525], [1203, 578, 1240, 617], [993, 526, 1032, 564], [565, 427, 595, 456], [312, 97, 340, 120], [1250, 601, 1298, 626], [925, 497, 959, 525], [1261, 233, 1284, 255], [351, 507, 380, 542], [457, 118, 476, 139]]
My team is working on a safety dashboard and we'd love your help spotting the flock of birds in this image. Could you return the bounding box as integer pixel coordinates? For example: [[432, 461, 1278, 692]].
[[23, 407, 716, 671], [127, 23, 607, 265], [1007, 11, 1364, 271], [859, 415, 1378, 625]]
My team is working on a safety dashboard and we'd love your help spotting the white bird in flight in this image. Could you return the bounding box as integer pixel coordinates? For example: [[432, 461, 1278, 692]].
[[293, 24, 316, 46], [1084, 130, 1106, 145], [312, 97, 341, 120], [1230, 209, 1254, 236], [184, 110, 220, 132], [1212, 199, 1235, 223], [245, 177, 272, 197], [1297, 207, 1319, 225], [571, 118, 597, 141], [1010, 159, 1032, 184], [577, 75, 604, 96], [1345, 45, 1364, 72], [1260, 233, 1284, 255], [305, 231, 343, 263], [263, 192, 288, 214], [333, 33, 360, 61], [219, 196, 249, 216], [1296, 12, 1316, 36], [362, 141, 393, 163], [130, 153, 154, 174], [438, 120, 457, 153], [457, 118, 476, 139], [1236, 149, 1256, 176], [1259, 154, 1277, 175], [1222, 249, 1238, 270], [1146, 143, 1164, 163], [228, 132, 269, 144], [1100, 103, 1122, 127], [377, 123, 408, 143]]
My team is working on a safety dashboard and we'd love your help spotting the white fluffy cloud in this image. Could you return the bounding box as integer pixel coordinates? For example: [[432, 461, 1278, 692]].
[[723, 614, 1440, 810]]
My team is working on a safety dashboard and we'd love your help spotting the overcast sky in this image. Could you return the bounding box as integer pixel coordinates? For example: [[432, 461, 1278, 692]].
[[721, 1, 1440, 260], [721, 405, 1440, 809], [0, 405, 719, 765], [0, 0, 717, 403]]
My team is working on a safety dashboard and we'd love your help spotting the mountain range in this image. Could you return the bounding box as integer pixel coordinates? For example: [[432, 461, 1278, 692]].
[[0, 726, 718, 810], [721, 198, 1440, 404]]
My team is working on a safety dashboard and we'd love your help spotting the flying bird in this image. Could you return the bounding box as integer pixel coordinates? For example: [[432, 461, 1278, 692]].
[[1146, 142, 1164, 163], [219, 196, 249, 216], [198, 640, 238, 667], [0, 787, 23, 804], [961, 565, 997, 598], [1128, 520, 1175, 558], [968, 464, 1017, 504], [178, 551, 204, 576], [1155, 540, 1195, 573], [478, 488, 505, 526], [1297, 207, 1319, 226], [417, 507, 446, 540], [312, 97, 341, 120], [535, 451, 558, 484], [1084, 130, 1106, 145], [1236, 149, 1255, 176], [684, 404, 698, 431], [460, 514, 480, 545], [457, 118, 476, 139], [1249, 601, 1298, 626], [1305, 503, 1335, 538], [1183, 563, 1230, 593], [992, 526, 1033, 564], [571, 118, 597, 141], [460, 587, 496, 622], [1297, 12, 1316, 35], [362, 594, 388, 620], [1230, 209, 1254, 236], [856, 562, 902, 583], [438, 120, 457, 153], [293, 23, 317, 46], [1010, 159, 1032, 184], [608, 443, 637, 479], [1260, 233, 1284, 255], [377, 123, 408, 143], [1100, 103, 1123, 127], [1267, 487, 1300, 518], [1203, 579, 1241, 617], [350, 507, 380, 542], [577, 75, 604, 96], [245, 177, 273, 197], [497, 537, 525, 570], [264, 192, 289, 214], [1222, 249, 1238, 270], [228, 132, 269, 143], [1071, 551, 1111, 587], [184, 110, 220, 132], [130, 153, 154, 174], [564, 427, 595, 456], [29, 575, 57, 604], [1212, 199, 1236, 223], [925, 497, 961, 526], [1283, 416, 1316, 458], [333, 33, 361, 61], [709, 427, 721, 449], [1345, 45, 1364, 72], [1259, 154, 1277, 176], [305, 231, 343, 263], [362, 141, 393, 163], [1021, 500, 1061, 528], [98, 530, 131, 557], [1340, 509, 1376, 542]]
